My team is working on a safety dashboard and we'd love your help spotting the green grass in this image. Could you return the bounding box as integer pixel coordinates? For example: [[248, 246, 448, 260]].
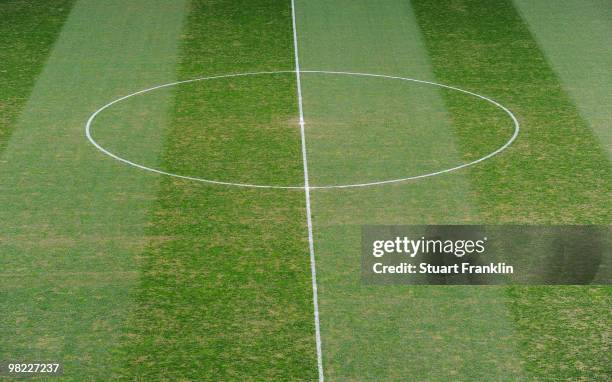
[[514, 0, 612, 158], [295, 0, 609, 380], [0, 0, 74, 153], [295, 1, 526, 380], [1, 1, 189, 380], [0, 0, 317, 379], [112, 1, 317, 380], [412, 0, 610, 225], [1, 0, 609, 381], [412, 0, 611, 379]]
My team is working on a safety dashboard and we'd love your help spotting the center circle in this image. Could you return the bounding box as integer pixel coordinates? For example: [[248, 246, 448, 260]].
[[85, 70, 519, 190]]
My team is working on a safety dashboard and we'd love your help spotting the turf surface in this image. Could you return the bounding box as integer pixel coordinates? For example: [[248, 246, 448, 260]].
[[113, 1, 316, 379], [1, 1, 189, 380], [0, 0, 74, 154], [514, 0, 612, 158], [410, 1, 610, 379], [296, 0, 609, 380], [1, 0, 609, 381], [296, 1, 524, 380]]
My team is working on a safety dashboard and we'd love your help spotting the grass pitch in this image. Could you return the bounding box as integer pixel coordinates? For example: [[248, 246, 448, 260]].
[[1, 0, 610, 381], [0, 0, 74, 153], [112, 1, 316, 379]]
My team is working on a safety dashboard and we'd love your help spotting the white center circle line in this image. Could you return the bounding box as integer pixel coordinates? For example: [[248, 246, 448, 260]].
[[85, 70, 520, 190]]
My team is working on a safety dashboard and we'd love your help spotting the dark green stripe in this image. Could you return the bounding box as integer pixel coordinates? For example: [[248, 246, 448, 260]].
[[411, 1, 611, 379], [117, 0, 317, 380], [411, 0, 610, 225]]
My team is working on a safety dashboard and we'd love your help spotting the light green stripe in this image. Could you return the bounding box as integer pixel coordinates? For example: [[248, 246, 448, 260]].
[[0, 1, 187, 379], [295, 0, 525, 380], [0, 0, 75, 155], [514, 0, 612, 157]]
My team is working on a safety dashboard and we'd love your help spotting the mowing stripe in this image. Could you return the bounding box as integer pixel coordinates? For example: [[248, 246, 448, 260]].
[[0, 1, 188, 378], [513, 0, 612, 157], [114, 1, 316, 379], [291, 0, 324, 380], [411, 0, 610, 379], [0, 0, 75, 156], [293, 1, 527, 380]]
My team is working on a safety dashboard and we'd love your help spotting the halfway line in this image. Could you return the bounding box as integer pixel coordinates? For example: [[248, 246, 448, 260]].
[[290, 0, 324, 381]]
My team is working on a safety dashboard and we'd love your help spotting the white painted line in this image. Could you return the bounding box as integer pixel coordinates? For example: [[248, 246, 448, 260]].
[[291, 1, 324, 381], [84, 69, 520, 382], [85, 71, 303, 189], [85, 71, 519, 191]]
